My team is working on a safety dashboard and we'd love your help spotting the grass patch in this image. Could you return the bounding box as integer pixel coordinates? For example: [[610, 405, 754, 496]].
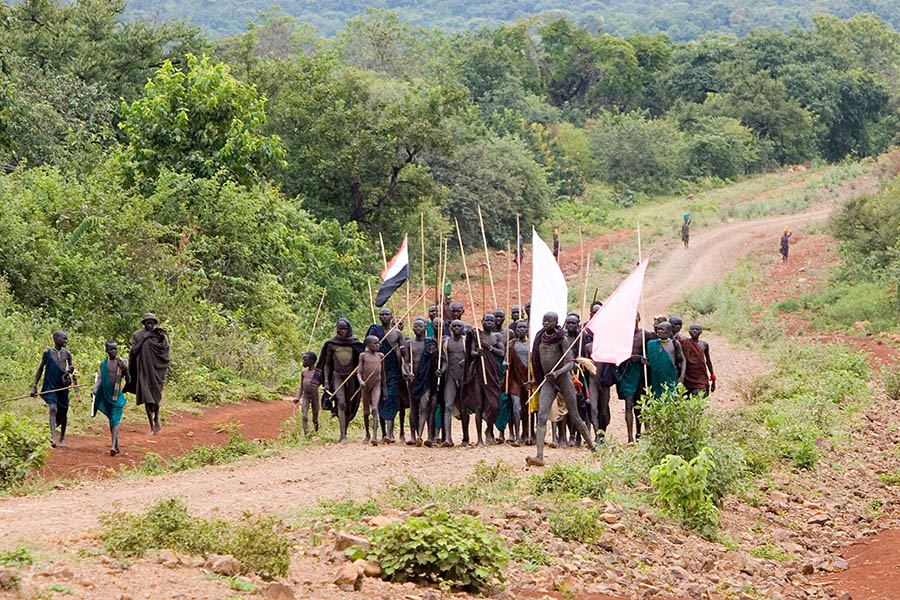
[[510, 535, 550, 570], [749, 543, 793, 561], [45, 583, 73, 594], [0, 546, 34, 567], [878, 470, 900, 486], [548, 504, 606, 543], [204, 573, 258, 592], [98, 497, 291, 578], [384, 460, 519, 511]]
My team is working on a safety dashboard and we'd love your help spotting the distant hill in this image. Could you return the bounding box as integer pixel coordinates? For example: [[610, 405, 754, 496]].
[[123, 0, 900, 38]]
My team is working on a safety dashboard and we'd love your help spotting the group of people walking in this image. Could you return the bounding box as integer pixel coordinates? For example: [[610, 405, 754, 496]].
[[301, 298, 716, 466], [30, 313, 170, 454]]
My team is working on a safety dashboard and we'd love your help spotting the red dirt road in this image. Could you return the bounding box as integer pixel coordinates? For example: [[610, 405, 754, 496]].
[[818, 530, 900, 600], [42, 399, 296, 479]]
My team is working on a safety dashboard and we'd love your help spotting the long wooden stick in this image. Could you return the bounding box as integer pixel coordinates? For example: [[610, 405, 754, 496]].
[[420, 212, 427, 317], [638, 220, 649, 385], [516, 215, 522, 311], [454, 218, 488, 385], [505, 239, 512, 395], [329, 290, 429, 399], [579, 228, 587, 321], [367, 279, 377, 324], [436, 237, 448, 377], [406, 279, 413, 372], [1, 384, 79, 405], [477, 204, 498, 308], [307, 287, 328, 353]]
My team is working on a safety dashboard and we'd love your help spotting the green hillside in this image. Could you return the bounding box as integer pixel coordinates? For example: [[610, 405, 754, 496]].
[[123, 0, 900, 38]]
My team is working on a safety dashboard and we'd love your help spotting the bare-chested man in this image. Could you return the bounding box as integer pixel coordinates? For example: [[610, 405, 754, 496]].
[[366, 309, 403, 443], [462, 313, 504, 446], [358, 335, 385, 445], [505, 320, 531, 446], [527, 312, 597, 466], [438, 319, 467, 447], [405, 317, 438, 446], [293, 352, 320, 435], [682, 323, 716, 396]]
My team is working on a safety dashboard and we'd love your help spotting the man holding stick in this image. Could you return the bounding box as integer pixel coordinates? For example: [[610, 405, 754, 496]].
[[527, 312, 597, 467], [315, 318, 363, 444], [31, 330, 75, 447], [365, 308, 403, 444]]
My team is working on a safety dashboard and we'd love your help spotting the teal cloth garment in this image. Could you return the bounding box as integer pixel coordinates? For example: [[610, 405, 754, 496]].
[[646, 339, 678, 398], [96, 359, 127, 427]]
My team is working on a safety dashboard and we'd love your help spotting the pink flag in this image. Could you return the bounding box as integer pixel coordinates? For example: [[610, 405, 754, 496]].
[[586, 256, 651, 365]]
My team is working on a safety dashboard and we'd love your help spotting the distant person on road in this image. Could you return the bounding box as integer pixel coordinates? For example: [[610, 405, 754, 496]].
[[682, 213, 691, 249], [780, 227, 792, 262]]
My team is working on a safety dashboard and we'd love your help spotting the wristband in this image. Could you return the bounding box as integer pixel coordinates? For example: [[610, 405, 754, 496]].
[[710, 374, 716, 382]]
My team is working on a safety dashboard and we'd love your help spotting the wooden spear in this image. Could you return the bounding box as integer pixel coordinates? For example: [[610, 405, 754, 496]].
[[477, 204, 498, 308], [307, 287, 328, 353], [454, 218, 488, 385]]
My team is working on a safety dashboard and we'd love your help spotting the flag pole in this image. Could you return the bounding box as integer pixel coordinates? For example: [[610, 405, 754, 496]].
[[505, 239, 512, 396], [477, 204, 498, 309], [420, 212, 427, 317], [580, 228, 588, 322], [307, 287, 328, 353], [638, 220, 649, 386], [455, 218, 488, 385], [367, 279, 377, 324]]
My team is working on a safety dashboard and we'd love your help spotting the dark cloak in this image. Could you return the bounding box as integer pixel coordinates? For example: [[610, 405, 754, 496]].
[[314, 319, 364, 421], [365, 323, 403, 421], [411, 337, 438, 405], [461, 330, 501, 424], [124, 328, 170, 406]]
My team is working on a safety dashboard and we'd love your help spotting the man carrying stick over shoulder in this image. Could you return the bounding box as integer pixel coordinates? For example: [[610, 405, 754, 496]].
[[527, 312, 597, 467], [31, 330, 75, 447]]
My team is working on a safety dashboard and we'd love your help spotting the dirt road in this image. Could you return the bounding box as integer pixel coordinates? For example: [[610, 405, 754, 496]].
[[0, 205, 833, 545]]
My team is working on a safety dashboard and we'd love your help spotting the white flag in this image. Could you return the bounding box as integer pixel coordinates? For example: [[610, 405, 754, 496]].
[[586, 256, 650, 365], [530, 227, 569, 342]]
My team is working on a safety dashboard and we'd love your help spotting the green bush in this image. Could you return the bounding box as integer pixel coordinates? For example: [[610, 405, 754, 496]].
[[359, 508, 508, 591], [548, 504, 606, 543], [99, 497, 291, 578], [640, 387, 710, 464], [0, 413, 49, 490], [0, 546, 34, 567], [168, 422, 262, 472], [649, 448, 719, 540], [531, 461, 609, 500]]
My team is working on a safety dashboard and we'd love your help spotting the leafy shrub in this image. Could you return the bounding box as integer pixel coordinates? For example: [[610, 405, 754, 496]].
[[99, 497, 291, 578], [359, 508, 508, 591], [640, 387, 710, 464], [882, 365, 900, 401], [548, 504, 606, 543], [0, 413, 49, 490], [649, 448, 719, 540], [531, 461, 609, 500], [703, 439, 748, 505]]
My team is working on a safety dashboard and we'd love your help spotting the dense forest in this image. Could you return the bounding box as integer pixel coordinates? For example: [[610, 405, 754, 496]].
[[1, 0, 899, 402], [122, 0, 900, 38]]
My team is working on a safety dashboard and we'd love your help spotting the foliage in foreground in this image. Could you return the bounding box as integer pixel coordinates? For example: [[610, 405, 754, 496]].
[[0, 413, 49, 491], [548, 504, 606, 543], [98, 497, 290, 578], [649, 448, 719, 540], [352, 508, 508, 592]]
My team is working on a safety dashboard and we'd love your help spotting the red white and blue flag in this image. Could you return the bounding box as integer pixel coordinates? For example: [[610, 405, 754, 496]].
[[375, 234, 409, 307]]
